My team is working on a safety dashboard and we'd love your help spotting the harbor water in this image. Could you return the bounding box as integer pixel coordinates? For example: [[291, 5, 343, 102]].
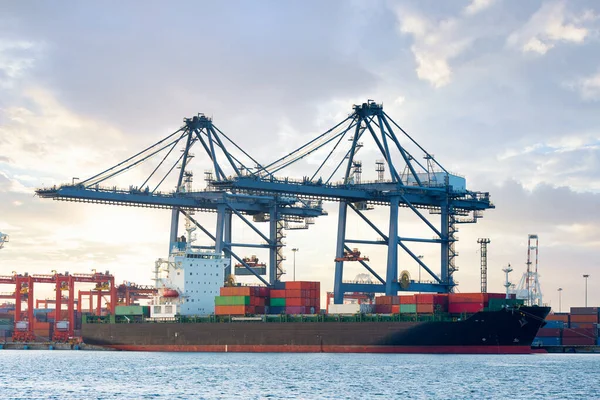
[[1, 351, 599, 399]]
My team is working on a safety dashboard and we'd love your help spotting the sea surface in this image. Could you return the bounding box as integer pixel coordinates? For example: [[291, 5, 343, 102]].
[[0, 351, 598, 399]]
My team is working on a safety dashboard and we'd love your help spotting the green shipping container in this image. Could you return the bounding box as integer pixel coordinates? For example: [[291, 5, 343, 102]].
[[270, 298, 286, 307], [214, 296, 251, 306], [488, 298, 525, 310], [400, 304, 417, 313], [115, 305, 145, 316]]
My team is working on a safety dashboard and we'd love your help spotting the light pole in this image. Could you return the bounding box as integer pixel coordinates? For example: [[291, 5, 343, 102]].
[[583, 274, 590, 307], [292, 248, 299, 281], [417, 255, 424, 282], [557, 288, 562, 313]]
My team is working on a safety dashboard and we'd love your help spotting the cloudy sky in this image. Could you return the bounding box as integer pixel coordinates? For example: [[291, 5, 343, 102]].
[[1, 0, 599, 310]]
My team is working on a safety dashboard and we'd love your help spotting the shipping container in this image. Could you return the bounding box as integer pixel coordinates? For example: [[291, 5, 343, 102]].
[[574, 323, 597, 329], [448, 303, 484, 314], [399, 295, 415, 304], [546, 313, 569, 322], [285, 289, 302, 298], [285, 306, 312, 314], [415, 294, 448, 305], [543, 320, 564, 329], [269, 306, 285, 314], [562, 328, 596, 338], [448, 293, 486, 303], [570, 314, 598, 323], [488, 298, 525, 310], [391, 305, 400, 314], [532, 337, 561, 346], [270, 289, 286, 298], [416, 304, 435, 314], [562, 336, 596, 346], [219, 287, 257, 297], [536, 328, 561, 337], [214, 296, 250, 306], [328, 304, 360, 314], [375, 304, 392, 313], [115, 305, 146, 316], [287, 298, 305, 307], [570, 307, 599, 315], [214, 305, 254, 315], [400, 304, 417, 314], [270, 298, 286, 307]]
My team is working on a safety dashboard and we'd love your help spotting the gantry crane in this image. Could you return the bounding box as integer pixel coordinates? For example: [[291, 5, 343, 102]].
[[36, 101, 493, 304]]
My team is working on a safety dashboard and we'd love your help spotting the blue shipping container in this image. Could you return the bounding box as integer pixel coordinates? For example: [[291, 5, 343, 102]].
[[532, 337, 561, 346], [544, 320, 564, 329], [269, 306, 285, 314], [597, 337, 600, 346]]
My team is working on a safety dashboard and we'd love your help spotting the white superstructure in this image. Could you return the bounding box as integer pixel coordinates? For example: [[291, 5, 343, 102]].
[[150, 223, 229, 318]]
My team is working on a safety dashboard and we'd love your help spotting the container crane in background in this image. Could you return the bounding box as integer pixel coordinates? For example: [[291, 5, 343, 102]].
[[36, 101, 494, 304], [0, 232, 8, 249], [513, 234, 542, 306]]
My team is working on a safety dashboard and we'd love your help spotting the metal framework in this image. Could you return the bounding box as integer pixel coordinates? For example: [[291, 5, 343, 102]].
[[478, 238, 490, 293], [36, 101, 493, 303], [515, 234, 542, 306]]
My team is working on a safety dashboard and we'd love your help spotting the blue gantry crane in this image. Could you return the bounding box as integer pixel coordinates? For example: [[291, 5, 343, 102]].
[[36, 101, 493, 303], [36, 114, 326, 286]]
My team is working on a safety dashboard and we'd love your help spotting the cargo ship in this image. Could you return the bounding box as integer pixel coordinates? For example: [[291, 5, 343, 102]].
[[80, 231, 550, 354]]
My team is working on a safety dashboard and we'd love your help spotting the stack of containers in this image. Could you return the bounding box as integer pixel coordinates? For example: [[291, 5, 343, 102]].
[[214, 286, 270, 316], [448, 293, 486, 313], [374, 296, 398, 313], [414, 294, 448, 314], [269, 289, 286, 314], [284, 281, 320, 314], [564, 307, 598, 346], [448, 293, 506, 314], [0, 315, 13, 340], [399, 295, 417, 314]]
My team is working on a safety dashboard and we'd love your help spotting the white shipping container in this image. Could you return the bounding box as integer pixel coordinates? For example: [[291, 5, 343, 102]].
[[15, 321, 28, 331], [328, 303, 360, 314], [56, 321, 69, 330]]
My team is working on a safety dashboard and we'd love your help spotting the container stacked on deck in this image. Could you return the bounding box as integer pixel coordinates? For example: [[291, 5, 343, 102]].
[[448, 293, 508, 314], [283, 281, 320, 314], [214, 286, 270, 316], [415, 294, 448, 314]]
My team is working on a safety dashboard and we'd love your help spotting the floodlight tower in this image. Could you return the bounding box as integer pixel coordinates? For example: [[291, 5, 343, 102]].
[[478, 238, 490, 293]]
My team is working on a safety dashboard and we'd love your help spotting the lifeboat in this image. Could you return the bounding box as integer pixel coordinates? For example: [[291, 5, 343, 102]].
[[162, 288, 179, 298]]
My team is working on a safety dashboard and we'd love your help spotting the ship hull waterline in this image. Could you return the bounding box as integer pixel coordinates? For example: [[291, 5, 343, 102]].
[[82, 307, 551, 354]]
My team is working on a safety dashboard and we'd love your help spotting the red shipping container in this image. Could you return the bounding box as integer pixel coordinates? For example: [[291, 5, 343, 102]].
[[270, 290, 286, 298], [285, 306, 309, 314], [285, 281, 302, 290], [486, 293, 506, 300], [417, 304, 434, 313], [570, 307, 600, 315], [399, 295, 415, 304], [576, 323, 597, 329], [562, 336, 596, 345], [375, 304, 392, 313], [570, 314, 598, 323], [254, 306, 265, 314], [220, 287, 254, 296], [449, 293, 486, 303], [536, 328, 561, 337], [286, 289, 302, 298], [546, 313, 569, 322], [214, 305, 253, 315], [391, 305, 400, 314], [448, 303, 484, 314], [257, 287, 270, 297], [286, 298, 303, 307], [562, 328, 596, 338]]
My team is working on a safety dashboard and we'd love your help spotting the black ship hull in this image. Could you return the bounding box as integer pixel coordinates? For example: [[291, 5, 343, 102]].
[[82, 306, 550, 354]]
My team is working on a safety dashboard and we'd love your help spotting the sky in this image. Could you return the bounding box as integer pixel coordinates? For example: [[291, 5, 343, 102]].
[[0, 0, 599, 310]]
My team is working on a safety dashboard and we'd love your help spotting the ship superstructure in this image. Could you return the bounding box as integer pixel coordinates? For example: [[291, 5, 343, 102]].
[[151, 221, 228, 318]]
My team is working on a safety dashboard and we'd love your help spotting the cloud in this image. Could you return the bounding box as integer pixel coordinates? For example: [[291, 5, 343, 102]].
[[507, 1, 593, 55], [0, 39, 40, 88], [565, 70, 600, 101], [394, 10, 474, 88], [464, 0, 496, 16]]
